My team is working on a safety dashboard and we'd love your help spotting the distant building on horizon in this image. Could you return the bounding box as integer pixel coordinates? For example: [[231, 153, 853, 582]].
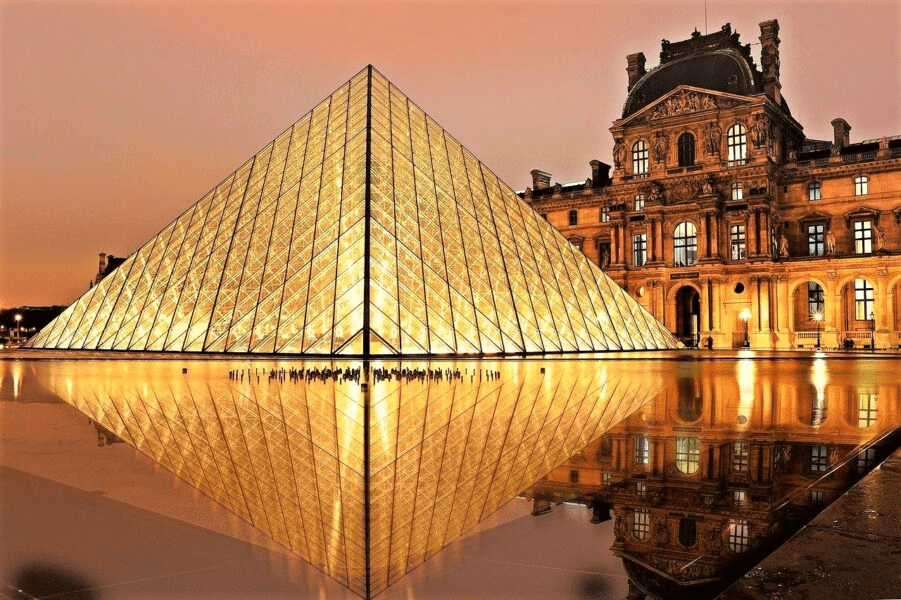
[[524, 20, 901, 350]]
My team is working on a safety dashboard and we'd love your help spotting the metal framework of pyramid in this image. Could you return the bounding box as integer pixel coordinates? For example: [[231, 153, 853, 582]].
[[35, 359, 669, 598], [27, 66, 677, 356]]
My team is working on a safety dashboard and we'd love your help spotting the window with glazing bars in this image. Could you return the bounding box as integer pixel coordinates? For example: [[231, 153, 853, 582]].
[[727, 124, 747, 165], [732, 442, 749, 471], [633, 234, 647, 267], [675, 436, 700, 474], [632, 140, 649, 175], [854, 279, 874, 320], [673, 222, 698, 266], [729, 520, 750, 552], [808, 282, 824, 315], [858, 392, 877, 427], [810, 445, 829, 472], [568, 209, 578, 226], [730, 224, 746, 260], [854, 176, 868, 196], [853, 220, 872, 254], [634, 194, 645, 211], [633, 509, 650, 540], [807, 223, 825, 256], [808, 181, 821, 200]]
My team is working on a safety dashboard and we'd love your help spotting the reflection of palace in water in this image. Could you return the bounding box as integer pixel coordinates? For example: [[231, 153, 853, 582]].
[[527, 359, 900, 599]]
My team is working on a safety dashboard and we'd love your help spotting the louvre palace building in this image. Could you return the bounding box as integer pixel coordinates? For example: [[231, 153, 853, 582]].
[[524, 20, 901, 350]]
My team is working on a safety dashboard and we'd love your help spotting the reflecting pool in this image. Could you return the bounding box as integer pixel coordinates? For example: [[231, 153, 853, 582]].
[[1, 355, 899, 599]]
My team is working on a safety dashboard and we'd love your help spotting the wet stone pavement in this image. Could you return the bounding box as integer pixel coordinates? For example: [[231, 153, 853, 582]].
[[720, 448, 901, 600]]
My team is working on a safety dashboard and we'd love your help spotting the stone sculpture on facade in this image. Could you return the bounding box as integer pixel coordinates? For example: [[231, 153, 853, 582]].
[[704, 122, 722, 156]]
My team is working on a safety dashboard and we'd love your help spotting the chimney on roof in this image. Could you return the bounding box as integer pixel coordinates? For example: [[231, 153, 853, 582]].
[[530, 169, 552, 190], [831, 118, 851, 148], [626, 53, 646, 91], [589, 160, 611, 187], [758, 20, 781, 104]]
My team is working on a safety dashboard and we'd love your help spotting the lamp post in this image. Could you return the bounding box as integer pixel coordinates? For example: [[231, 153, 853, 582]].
[[14, 314, 22, 343], [870, 311, 875, 352], [739, 308, 751, 348], [812, 310, 824, 350]]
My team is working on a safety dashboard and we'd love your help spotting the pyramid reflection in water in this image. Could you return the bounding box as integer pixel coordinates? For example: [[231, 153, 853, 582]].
[[27, 66, 677, 355], [36, 359, 668, 597]]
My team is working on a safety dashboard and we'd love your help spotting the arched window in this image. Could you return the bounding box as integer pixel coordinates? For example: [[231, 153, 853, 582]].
[[673, 221, 698, 266], [808, 181, 822, 201], [727, 124, 747, 165], [632, 140, 649, 175], [678, 132, 696, 167], [728, 519, 750, 553], [568, 209, 578, 226]]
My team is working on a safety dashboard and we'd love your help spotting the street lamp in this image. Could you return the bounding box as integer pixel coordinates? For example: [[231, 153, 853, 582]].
[[870, 311, 875, 352], [14, 314, 22, 342], [812, 310, 824, 350], [739, 308, 752, 348]]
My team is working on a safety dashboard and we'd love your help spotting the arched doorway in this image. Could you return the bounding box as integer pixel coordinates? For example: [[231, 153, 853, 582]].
[[792, 281, 825, 348], [675, 286, 701, 347]]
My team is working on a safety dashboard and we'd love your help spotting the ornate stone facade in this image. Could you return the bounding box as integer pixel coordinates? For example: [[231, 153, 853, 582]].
[[525, 20, 901, 349]]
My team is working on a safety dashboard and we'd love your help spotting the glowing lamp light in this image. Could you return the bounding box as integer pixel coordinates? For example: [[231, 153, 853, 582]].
[[739, 308, 751, 348], [811, 310, 824, 350]]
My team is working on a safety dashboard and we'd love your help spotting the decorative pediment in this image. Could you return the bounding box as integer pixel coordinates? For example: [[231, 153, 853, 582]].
[[799, 210, 832, 223], [617, 86, 753, 127], [843, 206, 880, 226]]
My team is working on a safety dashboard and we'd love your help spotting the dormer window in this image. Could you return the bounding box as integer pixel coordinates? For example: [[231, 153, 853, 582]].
[[678, 132, 696, 167], [632, 140, 649, 175], [808, 181, 822, 201], [854, 176, 868, 196]]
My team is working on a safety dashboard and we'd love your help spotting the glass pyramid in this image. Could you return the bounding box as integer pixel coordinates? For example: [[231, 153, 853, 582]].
[[34, 359, 670, 598], [27, 66, 677, 355]]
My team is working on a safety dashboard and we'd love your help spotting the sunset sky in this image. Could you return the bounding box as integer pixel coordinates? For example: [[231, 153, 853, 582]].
[[2, 1, 899, 307]]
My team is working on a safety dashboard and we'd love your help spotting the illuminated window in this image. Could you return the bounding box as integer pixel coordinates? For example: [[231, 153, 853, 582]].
[[854, 176, 868, 196], [632, 140, 649, 175], [807, 224, 825, 256], [569, 469, 579, 484], [808, 181, 822, 201], [673, 222, 698, 266], [635, 436, 650, 465], [733, 489, 747, 505], [568, 209, 578, 226], [679, 518, 697, 547], [854, 279, 874, 320], [858, 392, 877, 427], [731, 182, 743, 200], [634, 194, 645, 211], [602, 472, 612, 486], [678, 132, 696, 167], [857, 447, 877, 474], [853, 220, 872, 254], [675, 436, 700, 474], [600, 205, 610, 222], [808, 282, 824, 315], [810, 445, 829, 472], [729, 520, 750, 553], [732, 442, 749, 472], [633, 234, 647, 267], [636, 480, 646, 497], [727, 124, 747, 165], [633, 509, 651, 540], [730, 224, 746, 260]]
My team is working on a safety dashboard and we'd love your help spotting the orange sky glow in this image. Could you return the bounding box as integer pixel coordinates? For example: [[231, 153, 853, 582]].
[[1, 1, 899, 307]]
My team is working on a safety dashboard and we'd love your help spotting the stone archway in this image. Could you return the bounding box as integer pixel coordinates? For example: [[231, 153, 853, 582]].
[[674, 285, 701, 347]]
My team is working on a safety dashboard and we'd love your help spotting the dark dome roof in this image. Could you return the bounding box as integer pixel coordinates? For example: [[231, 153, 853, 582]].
[[623, 49, 759, 118]]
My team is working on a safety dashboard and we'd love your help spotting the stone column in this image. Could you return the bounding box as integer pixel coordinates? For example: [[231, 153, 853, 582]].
[[747, 211, 758, 257], [699, 214, 710, 259], [701, 280, 711, 333], [750, 277, 760, 332], [760, 277, 772, 331], [649, 217, 657, 261], [708, 211, 720, 259], [611, 223, 620, 264], [712, 278, 722, 331], [760, 210, 770, 256]]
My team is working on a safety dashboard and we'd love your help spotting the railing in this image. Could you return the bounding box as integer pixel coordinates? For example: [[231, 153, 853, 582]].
[[842, 331, 873, 340], [796, 332, 820, 339], [842, 151, 878, 164]]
